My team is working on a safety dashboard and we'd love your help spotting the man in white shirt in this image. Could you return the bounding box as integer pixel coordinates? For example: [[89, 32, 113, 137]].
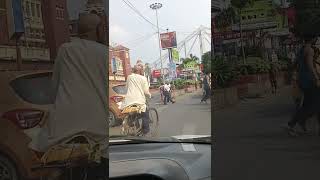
[[163, 82, 171, 105], [121, 64, 152, 134], [31, 13, 108, 152]]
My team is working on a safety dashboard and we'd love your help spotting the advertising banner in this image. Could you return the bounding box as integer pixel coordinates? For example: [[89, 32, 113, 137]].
[[168, 62, 177, 79], [160, 31, 177, 49], [172, 48, 179, 63], [152, 69, 161, 78], [232, 0, 277, 31], [184, 61, 197, 70], [116, 58, 123, 74], [111, 57, 117, 74]]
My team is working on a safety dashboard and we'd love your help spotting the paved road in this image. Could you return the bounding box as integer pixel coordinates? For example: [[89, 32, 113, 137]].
[[214, 86, 320, 180], [110, 90, 211, 137]]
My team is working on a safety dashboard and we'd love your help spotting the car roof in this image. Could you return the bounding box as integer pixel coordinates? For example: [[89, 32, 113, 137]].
[[0, 70, 52, 83]]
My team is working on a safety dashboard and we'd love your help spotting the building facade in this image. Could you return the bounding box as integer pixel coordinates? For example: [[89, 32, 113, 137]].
[[42, 0, 70, 60], [0, 0, 55, 70], [109, 45, 132, 83]]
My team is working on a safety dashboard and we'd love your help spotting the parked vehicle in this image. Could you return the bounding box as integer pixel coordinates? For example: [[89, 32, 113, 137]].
[[0, 71, 54, 180], [109, 83, 127, 127]]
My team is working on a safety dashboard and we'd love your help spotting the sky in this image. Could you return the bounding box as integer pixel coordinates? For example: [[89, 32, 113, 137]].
[[66, 0, 211, 68], [109, 0, 211, 67]]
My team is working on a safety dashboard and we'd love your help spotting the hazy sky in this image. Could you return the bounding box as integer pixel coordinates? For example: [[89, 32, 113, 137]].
[[66, 0, 211, 67], [109, 0, 211, 67]]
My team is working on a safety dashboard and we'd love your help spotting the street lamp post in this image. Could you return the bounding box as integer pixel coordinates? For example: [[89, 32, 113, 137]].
[[150, 2, 164, 81]]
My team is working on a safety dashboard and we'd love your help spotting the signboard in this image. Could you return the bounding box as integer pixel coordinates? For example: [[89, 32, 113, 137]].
[[116, 58, 123, 73], [108, 75, 125, 81], [184, 61, 198, 70], [160, 31, 177, 49], [232, 0, 277, 31], [152, 69, 161, 78], [111, 57, 117, 74], [168, 62, 177, 79], [6, 0, 24, 39], [145, 63, 151, 77], [172, 48, 179, 63]]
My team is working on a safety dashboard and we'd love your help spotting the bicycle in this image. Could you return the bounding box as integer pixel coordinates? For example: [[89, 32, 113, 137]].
[[30, 133, 108, 180], [120, 98, 159, 137]]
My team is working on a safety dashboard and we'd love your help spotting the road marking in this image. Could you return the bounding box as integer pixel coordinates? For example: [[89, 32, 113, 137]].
[[181, 143, 197, 152]]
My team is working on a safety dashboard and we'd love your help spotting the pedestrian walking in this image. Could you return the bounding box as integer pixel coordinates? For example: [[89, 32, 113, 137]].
[[163, 81, 174, 105], [201, 73, 210, 103], [170, 81, 176, 103], [160, 82, 165, 103], [284, 35, 320, 136], [269, 63, 278, 94]]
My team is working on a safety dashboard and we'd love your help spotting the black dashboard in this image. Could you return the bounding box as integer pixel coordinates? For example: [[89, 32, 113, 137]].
[[109, 142, 211, 180]]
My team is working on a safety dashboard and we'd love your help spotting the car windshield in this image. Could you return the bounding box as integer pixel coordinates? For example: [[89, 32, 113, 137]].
[[10, 73, 54, 105], [109, 0, 211, 144]]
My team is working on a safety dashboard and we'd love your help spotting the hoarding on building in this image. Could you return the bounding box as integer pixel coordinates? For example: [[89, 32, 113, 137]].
[[172, 48, 179, 63], [111, 57, 117, 74], [160, 31, 177, 49], [152, 69, 161, 78], [232, 0, 277, 31], [168, 62, 177, 79]]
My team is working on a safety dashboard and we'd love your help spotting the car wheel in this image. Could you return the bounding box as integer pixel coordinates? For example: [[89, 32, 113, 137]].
[[0, 154, 19, 180], [109, 110, 116, 127]]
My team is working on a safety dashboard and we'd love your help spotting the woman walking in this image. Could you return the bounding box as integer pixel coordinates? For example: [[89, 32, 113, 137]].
[[201, 73, 210, 103]]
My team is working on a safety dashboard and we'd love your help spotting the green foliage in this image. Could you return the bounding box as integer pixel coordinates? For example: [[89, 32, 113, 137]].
[[201, 51, 212, 74], [215, 7, 236, 31], [291, 0, 320, 37], [212, 56, 237, 88], [180, 54, 199, 69], [236, 57, 270, 75], [173, 79, 187, 89], [231, 0, 255, 9]]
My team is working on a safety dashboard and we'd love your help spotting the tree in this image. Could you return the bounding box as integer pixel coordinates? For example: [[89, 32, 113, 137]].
[[201, 51, 212, 74], [215, 7, 236, 32], [179, 54, 199, 69], [291, 0, 320, 37], [231, 0, 255, 64]]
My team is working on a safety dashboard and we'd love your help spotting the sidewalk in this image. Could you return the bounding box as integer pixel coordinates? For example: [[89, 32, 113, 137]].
[[214, 86, 320, 180]]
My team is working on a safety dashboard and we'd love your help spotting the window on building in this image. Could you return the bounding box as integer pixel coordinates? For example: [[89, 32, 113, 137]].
[[31, 3, 35, 17], [36, 4, 40, 18], [56, 6, 64, 20]]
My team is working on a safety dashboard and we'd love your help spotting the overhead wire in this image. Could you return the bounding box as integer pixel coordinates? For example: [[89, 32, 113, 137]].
[[186, 34, 199, 58], [121, 0, 166, 31]]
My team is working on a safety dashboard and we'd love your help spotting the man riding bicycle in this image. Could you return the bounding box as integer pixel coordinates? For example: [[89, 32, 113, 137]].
[[120, 64, 152, 135]]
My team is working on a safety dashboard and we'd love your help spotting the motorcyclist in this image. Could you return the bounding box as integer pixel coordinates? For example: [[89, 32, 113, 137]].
[[120, 64, 152, 135]]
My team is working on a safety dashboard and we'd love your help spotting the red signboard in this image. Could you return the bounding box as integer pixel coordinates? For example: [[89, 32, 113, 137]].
[[160, 31, 177, 49], [152, 70, 161, 78]]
